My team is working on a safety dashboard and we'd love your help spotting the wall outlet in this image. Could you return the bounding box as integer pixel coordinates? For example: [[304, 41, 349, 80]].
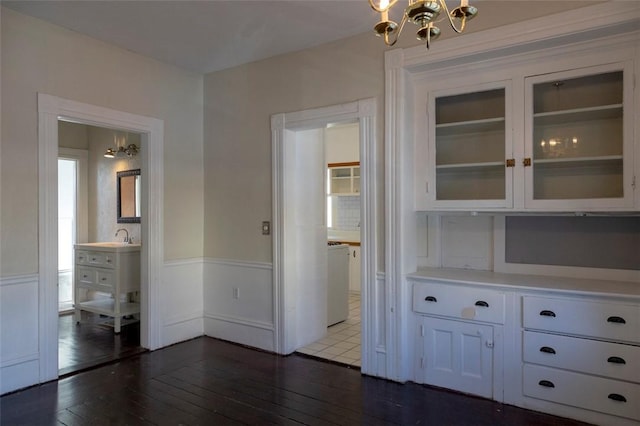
[[233, 287, 240, 299]]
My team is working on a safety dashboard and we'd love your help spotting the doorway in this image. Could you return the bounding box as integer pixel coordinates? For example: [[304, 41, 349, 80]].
[[270, 98, 377, 375], [57, 123, 146, 375], [298, 121, 362, 366], [38, 93, 164, 385]]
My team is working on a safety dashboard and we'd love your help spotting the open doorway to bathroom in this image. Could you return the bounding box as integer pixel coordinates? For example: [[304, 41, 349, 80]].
[[297, 121, 362, 367], [57, 121, 145, 376]]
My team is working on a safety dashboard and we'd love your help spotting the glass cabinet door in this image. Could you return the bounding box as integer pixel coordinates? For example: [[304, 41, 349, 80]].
[[525, 64, 632, 209], [429, 83, 511, 208], [328, 163, 360, 195]]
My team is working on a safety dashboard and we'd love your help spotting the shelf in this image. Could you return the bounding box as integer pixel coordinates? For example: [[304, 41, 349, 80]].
[[436, 161, 505, 170], [534, 104, 622, 126], [436, 117, 505, 137], [77, 299, 140, 317], [534, 155, 623, 167]]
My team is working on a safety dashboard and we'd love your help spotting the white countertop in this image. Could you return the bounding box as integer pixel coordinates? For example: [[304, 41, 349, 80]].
[[408, 268, 640, 299], [75, 242, 141, 252]]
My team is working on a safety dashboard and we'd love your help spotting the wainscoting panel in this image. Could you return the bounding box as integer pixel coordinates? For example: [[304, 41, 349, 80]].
[[1, 275, 40, 394], [203, 259, 274, 352], [161, 259, 205, 347]]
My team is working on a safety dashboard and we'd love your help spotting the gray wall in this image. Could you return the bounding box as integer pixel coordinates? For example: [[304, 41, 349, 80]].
[[1, 7, 204, 276]]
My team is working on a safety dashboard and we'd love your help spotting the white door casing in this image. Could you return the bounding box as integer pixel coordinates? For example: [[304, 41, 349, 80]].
[[38, 94, 164, 383], [271, 98, 381, 376]]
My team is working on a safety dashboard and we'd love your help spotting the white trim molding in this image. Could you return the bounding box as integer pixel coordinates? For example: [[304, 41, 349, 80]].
[[37, 94, 164, 387], [0, 274, 40, 394]]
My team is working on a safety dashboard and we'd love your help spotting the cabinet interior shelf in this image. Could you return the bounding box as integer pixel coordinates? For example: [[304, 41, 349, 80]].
[[534, 104, 622, 126], [436, 161, 505, 170], [534, 155, 623, 166], [436, 117, 505, 136]]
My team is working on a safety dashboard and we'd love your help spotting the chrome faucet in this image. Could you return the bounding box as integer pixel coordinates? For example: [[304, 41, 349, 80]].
[[115, 228, 130, 244]]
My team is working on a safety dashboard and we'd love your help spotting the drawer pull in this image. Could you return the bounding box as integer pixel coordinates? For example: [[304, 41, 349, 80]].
[[101, 277, 107, 281], [538, 380, 555, 388], [607, 356, 626, 365], [539, 310, 556, 317], [607, 316, 626, 324], [424, 296, 437, 303], [475, 300, 489, 308], [91, 257, 96, 261], [608, 393, 627, 403], [83, 275, 88, 279], [539, 346, 556, 355]]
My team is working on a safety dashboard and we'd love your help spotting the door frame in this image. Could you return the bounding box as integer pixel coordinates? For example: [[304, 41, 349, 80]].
[[38, 94, 164, 383], [271, 98, 378, 374]]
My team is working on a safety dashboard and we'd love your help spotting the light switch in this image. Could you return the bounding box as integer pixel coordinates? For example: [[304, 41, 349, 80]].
[[262, 221, 270, 235]]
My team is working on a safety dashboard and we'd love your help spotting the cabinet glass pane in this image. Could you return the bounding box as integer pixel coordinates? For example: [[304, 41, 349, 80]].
[[532, 71, 623, 200], [435, 88, 506, 201]]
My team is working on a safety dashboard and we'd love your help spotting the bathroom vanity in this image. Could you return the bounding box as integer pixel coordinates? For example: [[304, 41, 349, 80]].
[[74, 242, 141, 333]]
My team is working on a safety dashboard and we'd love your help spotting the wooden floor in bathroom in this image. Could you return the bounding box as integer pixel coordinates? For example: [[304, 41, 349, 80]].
[[58, 311, 146, 377], [2, 336, 588, 426]]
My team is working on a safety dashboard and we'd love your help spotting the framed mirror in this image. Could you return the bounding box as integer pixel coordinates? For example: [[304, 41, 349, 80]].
[[117, 169, 141, 223]]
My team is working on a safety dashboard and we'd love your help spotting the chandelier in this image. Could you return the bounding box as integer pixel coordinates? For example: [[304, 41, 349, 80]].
[[369, 0, 477, 48]]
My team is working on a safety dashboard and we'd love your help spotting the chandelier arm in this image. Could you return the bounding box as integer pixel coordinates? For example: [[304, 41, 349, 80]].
[[368, 0, 400, 13], [384, 14, 408, 46], [438, 0, 467, 33]]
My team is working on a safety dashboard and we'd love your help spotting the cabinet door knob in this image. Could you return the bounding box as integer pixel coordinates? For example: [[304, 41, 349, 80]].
[[607, 316, 626, 324], [607, 356, 626, 365], [539, 310, 556, 317], [540, 346, 556, 355], [538, 380, 555, 388], [523, 157, 532, 167], [608, 393, 627, 403], [475, 300, 489, 308], [505, 159, 515, 168], [424, 296, 437, 303]]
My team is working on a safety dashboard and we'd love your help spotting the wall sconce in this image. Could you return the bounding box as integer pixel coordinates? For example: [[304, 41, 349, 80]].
[[104, 134, 139, 158], [104, 144, 139, 158]]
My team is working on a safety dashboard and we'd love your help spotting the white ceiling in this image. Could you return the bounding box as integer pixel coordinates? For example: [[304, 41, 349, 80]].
[[3, 0, 380, 74], [2, 1, 593, 75]]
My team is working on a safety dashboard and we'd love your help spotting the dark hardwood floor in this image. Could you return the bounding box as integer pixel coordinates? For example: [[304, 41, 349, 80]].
[[58, 312, 146, 376], [2, 337, 590, 425]]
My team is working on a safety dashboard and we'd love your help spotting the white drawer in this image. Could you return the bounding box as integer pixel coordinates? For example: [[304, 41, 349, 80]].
[[95, 270, 114, 292], [76, 267, 95, 285], [76, 267, 113, 293], [524, 331, 640, 383], [523, 296, 640, 344], [413, 282, 505, 324], [523, 364, 640, 421], [77, 251, 115, 268]]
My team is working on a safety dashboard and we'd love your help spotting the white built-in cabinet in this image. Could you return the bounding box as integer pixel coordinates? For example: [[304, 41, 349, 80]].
[[417, 57, 636, 212], [412, 281, 504, 399], [408, 270, 640, 426], [328, 162, 360, 195]]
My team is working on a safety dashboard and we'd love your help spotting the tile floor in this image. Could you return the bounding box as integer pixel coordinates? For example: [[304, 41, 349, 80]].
[[297, 292, 361, 367]]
